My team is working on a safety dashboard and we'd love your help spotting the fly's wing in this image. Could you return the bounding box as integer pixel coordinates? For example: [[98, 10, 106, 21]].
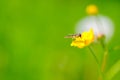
[[64, 34, 79, 38]]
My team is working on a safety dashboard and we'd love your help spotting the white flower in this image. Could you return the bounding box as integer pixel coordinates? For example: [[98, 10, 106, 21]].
[[75, 15, 114, 42]]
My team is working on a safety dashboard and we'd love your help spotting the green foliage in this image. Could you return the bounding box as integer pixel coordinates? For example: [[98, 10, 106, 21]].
[[0, 0, 120, 80]]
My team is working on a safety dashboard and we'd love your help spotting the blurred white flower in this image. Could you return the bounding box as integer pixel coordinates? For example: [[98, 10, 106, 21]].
[[75, 15, 114, 42]]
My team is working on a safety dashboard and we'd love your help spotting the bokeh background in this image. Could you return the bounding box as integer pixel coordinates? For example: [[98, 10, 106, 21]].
[[0, 0, 120, 80]]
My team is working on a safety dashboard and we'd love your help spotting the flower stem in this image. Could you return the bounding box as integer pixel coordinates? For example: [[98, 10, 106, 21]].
[[88, 46, 104, 80], [88, 46, 99, 65], [101, 49, 108, 73], [99, 37, 108, 73]]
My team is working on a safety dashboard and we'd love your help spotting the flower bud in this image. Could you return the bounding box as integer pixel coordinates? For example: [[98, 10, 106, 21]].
[[86, 5, 98, 15]]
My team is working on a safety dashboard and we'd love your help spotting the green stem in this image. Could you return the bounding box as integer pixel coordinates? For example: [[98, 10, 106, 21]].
[[99, 37, 108, 72], [88, 46, 99, 65], [101, 49, 108, 73], [88, 46, 104, 80]]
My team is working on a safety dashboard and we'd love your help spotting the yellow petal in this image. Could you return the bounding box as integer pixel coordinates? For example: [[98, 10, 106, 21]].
[[70, 28, 94, 48]]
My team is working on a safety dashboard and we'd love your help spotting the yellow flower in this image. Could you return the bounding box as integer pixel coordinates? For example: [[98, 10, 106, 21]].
[[71, 28, 94, 48], [86, 4, 98, 15]]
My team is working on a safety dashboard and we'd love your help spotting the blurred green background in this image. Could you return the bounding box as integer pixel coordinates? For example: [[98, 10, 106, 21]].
[[0, 0, 120, 80]]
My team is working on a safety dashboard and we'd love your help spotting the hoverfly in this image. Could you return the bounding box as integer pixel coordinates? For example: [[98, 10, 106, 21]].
[[64, 33, 81, 39]]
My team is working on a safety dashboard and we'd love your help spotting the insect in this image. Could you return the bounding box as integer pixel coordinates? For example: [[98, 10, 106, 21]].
[[64, 33, 81, 39]]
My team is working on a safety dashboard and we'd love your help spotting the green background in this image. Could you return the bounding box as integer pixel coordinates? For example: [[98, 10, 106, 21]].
[[0, 0, 120, 80]]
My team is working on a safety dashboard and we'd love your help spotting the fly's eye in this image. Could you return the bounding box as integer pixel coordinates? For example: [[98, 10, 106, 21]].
[[79, 34, 81, 37]]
